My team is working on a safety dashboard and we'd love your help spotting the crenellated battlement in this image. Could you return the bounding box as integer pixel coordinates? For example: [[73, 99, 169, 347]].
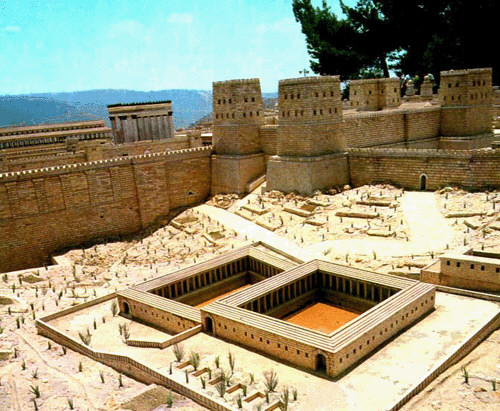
[[212, 78, 260, 86], [279, 76, 340, 86], [441, 67, 493, 77], [0, 145, 212, 181], [348, 147, 499, 158]]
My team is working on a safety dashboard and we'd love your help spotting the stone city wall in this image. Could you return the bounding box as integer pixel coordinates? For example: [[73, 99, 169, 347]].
[[0, 147, 211, 272], [0, 151, 88, 172], [210, 153, 265, 195], [343, 107, 441, 148], [0, 135, 199, 173], [348, 148, 500, 190], [259, 124, 278, 156]]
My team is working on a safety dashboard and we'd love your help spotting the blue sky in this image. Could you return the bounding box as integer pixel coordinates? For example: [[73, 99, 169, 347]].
[[0, 0, 355, 94]]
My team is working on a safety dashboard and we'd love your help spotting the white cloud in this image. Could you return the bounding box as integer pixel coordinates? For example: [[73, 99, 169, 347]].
[[167, 13, 193, 24], [2, 25, 21, 32]]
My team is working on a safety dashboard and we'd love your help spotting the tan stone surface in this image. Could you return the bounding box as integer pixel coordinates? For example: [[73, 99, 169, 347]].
[[283, 302, 359, 333]]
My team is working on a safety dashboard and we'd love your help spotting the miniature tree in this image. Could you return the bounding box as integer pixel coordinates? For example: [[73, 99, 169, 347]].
[[172, 343, 185, 362], [263, 369, 279, 392], [189, 351, 200, 371], [111, 300, 118, 316]]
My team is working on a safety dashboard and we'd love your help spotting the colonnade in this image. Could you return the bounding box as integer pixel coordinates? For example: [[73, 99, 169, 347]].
[[151, 258, 248, 300], [248, 258, 282, 278], [0, 132, 109, 149], [319, 272, 398, 302], [244, 273, 316, 313], [243, 271, 399, 314], [111, 113, 174, 143]]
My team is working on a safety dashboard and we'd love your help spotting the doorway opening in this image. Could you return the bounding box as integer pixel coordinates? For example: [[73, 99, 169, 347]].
[[316, 353, 327, 372], [419, 174, 428, 190]]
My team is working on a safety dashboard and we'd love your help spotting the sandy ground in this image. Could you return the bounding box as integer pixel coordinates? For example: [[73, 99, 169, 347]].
[[283, 302, 359, 333], [402, 329, 500, 411], [0, 184, 498, 410]]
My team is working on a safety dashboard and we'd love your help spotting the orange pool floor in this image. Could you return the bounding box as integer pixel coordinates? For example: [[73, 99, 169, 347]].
[[195, 284, 251, 308], [284, 302, 360, 334]]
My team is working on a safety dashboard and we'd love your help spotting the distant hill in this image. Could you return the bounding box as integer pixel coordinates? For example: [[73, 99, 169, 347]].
[[0, 89, 278, 130], [0, 89, 213, 129]]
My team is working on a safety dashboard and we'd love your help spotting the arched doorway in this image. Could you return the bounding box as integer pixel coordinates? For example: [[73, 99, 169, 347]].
[[123, 301, 130, 315], [316, 353, 326, 373], [204, 317, 213, 334], [419, 174, 428, 190]]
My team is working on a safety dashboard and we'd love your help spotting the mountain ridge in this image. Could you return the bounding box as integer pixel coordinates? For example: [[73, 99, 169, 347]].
[[0, 89, 277, 130]]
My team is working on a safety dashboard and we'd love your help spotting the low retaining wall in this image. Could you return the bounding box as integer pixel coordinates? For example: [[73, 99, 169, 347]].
[[36, 319, 232, 410], [40, 292, 117, 322], [37, 295, 232, 410], [126, 325, 202, 349], [387, 309, 500, 410], [435, 285, 500, 302]]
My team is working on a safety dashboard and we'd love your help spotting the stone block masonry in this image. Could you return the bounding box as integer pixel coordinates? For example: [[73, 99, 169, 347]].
[[350, 78, 401, 111], [211, 78, 266, 194], [343, 107, 442, 148], [212, 78, 263, 155], [267, 76, 348, 194], [439, 68, 493, 136], [348, 148, 500, 190], [277, 76, 344, 156], [0, 147, 211, 272]]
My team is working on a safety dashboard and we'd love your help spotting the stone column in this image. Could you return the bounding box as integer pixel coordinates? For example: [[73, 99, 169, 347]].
[[159, 115, 167, 139], [154, 116, 161, 140], [167, 111, 174, 138], [137, 117, 145, 140]]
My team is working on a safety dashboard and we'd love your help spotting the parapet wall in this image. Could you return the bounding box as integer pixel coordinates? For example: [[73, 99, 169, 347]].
[[343, 106, 441, 148], [348, 148, 500, 190], [0, 146, 212, 272]]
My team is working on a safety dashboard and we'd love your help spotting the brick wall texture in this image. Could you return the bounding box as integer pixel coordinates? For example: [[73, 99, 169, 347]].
[[349, 149, 500, 190], [277, 76, 345, 156], [0, 147, 211, 272], [212, 79, 263, 155]]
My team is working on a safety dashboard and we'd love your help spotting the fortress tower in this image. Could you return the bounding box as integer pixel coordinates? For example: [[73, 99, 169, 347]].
[[439, 68, 493, 136], [266, 76, 349, 194], [350, 78, 401, 111], [108, 101, 174, 144], [211, 79, 266, 194]]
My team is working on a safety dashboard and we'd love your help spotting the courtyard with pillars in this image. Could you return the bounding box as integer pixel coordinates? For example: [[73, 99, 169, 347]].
[[117, 243, 435, 378]]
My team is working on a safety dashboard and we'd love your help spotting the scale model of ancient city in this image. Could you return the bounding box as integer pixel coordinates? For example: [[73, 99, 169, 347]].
[[0, 67, 499, 410]]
